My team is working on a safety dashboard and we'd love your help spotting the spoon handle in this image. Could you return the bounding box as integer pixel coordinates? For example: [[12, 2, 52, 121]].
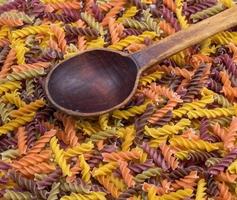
[[130, 5, 237, 70]]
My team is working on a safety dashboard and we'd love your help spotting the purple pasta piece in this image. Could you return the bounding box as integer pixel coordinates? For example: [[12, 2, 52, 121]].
[[152, 110, 173, 127], [26, 0, 45, 17], [123, 28, 143, 37], [200, 118, 220, 142], [140, 142, 169, 171], [129, 159, 154, 174], [205, 173, 219, 197], [63, 8, 81, 21], [91, 3, 104, 22], [101, 144, 118, 153], [162, 6, 181, 31], [186, 151, 220, 164], [219, 54, 237, 78], [168, 165, 203, 180], [118, 184, 142, 200], [44, 12, 74, 23], [36, 167, 62, 190], [208, 148, 237, 175], [0, 161, 11, 170], [184, 0, 217, 16], [129, 0, 147, 10], [0, 136, 17, 152], [87, 151, 103, 168], [9, 170, 48, 199], [182, 64, 207, 102], [135, 103, 155, 142], [207, 79, 222, 93], [0, 0, 25, 13]]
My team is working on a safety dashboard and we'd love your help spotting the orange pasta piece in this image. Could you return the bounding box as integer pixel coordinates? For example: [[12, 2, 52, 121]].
[[217, 182, 233, 200], [160, 21, 176, 35], [163, 0, 176, 12], [190, 54, 213, 68], [0, 17, 23, 27], [172, 171, 199, 190], [160, 143, 179, 170], [18, 162, 56, 177], [77, 36, 87, 51], [227, 43, 237, 63], [96, 176, 121, 198], [216, 171, 237, 183], [101, 0, 126, 26], [224, 117, 237, 150], [54, 112, 79, 147], [0, 48, 16, 78], [46, 0, 80, 10], [66, 159, 81, 183], [11, 149, 52, 169], [0, 38, 9, 47], [11, 62, 50, 73], [26, 129, 56, 154], [17, 127, 27, 155], [148, 97, 182, 124], [50, 24, 67, 53], [102, 149, 141, 162], [119, 160, 135, 187]]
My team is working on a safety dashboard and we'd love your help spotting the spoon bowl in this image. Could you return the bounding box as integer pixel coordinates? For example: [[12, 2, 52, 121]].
[[45, 49, 139, 116], [45, 6, 237, 117]]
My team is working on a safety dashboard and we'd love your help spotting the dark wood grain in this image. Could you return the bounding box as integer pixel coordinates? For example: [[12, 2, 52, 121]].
[[45, 49, 138, 116]]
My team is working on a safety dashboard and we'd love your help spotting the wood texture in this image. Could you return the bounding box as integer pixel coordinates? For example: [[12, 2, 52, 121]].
[[131, 5, 237, 69]]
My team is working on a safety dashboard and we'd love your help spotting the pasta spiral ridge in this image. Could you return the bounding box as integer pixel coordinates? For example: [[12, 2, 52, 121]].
[[170, 136, 220, 152], [50, 136, 71, 176], [134, 167, 162, 183], [3, 190, 31, 200]]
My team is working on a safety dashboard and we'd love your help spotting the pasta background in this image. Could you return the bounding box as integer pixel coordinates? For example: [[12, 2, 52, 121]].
[[0, 0, 237, 199]]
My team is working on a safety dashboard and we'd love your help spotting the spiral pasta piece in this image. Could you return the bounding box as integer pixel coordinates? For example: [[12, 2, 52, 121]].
[[50, 24, 67, 53], [0, 112, 35, 135], [10, 99, 45, 118], [96, 175, 121, 198], [113, 101, 151, 119], [145, 118, 191, 138], [134, 167, 162, 183], [173, 95, 214, 118], [102, 149, 141, 162], [11, 25, 49, 39], [92, 162, 117, 177], [6, 68, 46, 81], [119, 160, 135, 187], [61, 192, 106, 200], [108, 31, 156, 50], [0, 81, 21, 95], [195, 178, 207, 200], [50, 136, 72, 176], [170, 136, 220, 152], [172, 171, 199, 190], [187, 106, 237, 119], [3, 91, 26, 108], [3, 190, 31, 200], [160, 143, 179, 170], [64, 141, 94, 158], [16, 126, 27, 155], [81, 11, 105, 36], [156, 188, 193, 200]]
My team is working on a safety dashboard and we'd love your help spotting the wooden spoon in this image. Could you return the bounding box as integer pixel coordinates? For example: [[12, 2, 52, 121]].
[[45, 6, 237, 117]]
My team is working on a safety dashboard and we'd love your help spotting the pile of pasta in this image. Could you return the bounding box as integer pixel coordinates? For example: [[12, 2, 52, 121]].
[[0, 0, 237, 199]]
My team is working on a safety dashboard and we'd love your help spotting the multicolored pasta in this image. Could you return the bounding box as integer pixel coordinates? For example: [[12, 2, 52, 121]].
[[0, 0, 236, 199]]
